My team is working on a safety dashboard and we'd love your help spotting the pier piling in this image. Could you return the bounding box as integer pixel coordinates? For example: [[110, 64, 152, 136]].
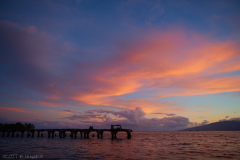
[[2, 131, 6, 137], [51, 131, 55, 138], [31, 131, 35, 137], [21, 131, 24, 137], [7, 131, 10, 137], [11, 131, 15, 137], [37, 131, 40, 137], [48, 131, 51, 138]]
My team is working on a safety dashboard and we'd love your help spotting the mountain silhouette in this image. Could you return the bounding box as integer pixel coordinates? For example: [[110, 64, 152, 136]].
[[180, 121, 240, 131]]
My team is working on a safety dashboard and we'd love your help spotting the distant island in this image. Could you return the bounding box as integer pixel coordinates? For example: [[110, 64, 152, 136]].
[[180, 121, 240, 131], [0, 122, 35, 130]]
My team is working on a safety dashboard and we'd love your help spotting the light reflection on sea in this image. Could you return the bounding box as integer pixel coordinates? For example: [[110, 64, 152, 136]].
[[1, 131, 240, 159]]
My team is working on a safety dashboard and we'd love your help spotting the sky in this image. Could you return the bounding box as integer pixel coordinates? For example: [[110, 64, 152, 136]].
[[0, 0, 240, 131]]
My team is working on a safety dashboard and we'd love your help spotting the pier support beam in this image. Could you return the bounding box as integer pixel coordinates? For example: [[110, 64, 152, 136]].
[[21, 131, 25, 137], [97, 132, 99, 139], [97, 131, 103, 139], [80, 132, 82, 138], [62, 131, 66, 138], [11, 131, 15, 137], [48, 131, 51, 138], [74, 131, 78, 138], [70, 131, 74, 139], [31, 131, 35, 137], [2, 131, 6, 137], [127, 131, 131, 139], [37, 131, 40, 137], [7, 131, 11, 137], [84, 131, 89, 139], [51, 131, 55, 138], [111, 131, 117, 139], [113, 133, 117, 139], [27, 131, 30, 137], [59, 131, 63, 138]]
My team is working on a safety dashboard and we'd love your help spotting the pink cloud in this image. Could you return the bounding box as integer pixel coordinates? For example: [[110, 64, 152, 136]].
[[1, 20, 240, 117], [0, 106, 41, 115], [67, 30, 240, 112]]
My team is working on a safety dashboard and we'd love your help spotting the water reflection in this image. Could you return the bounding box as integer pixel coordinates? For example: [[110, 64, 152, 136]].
[[0, 131, 240, 159]]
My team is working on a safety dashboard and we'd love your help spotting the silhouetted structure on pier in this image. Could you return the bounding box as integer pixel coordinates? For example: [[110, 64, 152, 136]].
[[0, 125, 132, 139]]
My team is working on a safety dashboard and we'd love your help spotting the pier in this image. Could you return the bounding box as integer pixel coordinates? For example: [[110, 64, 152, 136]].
[[0, 126, 132, 139]]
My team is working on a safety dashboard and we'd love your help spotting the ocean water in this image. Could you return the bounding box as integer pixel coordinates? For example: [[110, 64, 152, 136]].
[[0, 131, 240, 159]]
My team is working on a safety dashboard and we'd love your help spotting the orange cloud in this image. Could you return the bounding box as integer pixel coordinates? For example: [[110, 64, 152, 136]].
[[155, 75, 240, 98], [72, 77, 142, 105], [4, 23, 238, 116], [0, 106, 40, 115], [68, 30, 240, 113]]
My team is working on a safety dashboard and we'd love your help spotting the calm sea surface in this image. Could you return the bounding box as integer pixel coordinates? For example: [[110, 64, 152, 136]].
[[0, 131, 240, 159]]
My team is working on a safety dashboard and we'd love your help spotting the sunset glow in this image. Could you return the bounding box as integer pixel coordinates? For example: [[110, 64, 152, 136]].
[[0, 0, 240, 131]]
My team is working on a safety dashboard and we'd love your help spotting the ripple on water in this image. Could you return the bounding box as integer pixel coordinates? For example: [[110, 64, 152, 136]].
[[1, 131, 240, 159]]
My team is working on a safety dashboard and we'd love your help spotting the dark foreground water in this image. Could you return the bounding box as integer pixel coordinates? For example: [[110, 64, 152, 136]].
[[1, 131, 240, 159]]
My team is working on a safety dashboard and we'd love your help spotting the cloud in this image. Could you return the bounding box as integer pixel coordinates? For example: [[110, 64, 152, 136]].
[[200, 120, 209, 126], [68, 29, 240, 110], [62, 110, 74, 113], [229, 117, 240, 121], [64, 107, 146, 125], [1, 20, 240, 118], [63, 107, 190, 131], [63, 114, 103, 121], [0, 21, 62, 96], [0, 106, 39, 115], [219, 117, 240, 122], [151, 112, 176, 116], [189, 120, 209, 127]]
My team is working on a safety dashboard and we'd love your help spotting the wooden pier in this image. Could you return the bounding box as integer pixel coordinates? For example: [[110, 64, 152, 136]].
[[0, 128, 132, 139]]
